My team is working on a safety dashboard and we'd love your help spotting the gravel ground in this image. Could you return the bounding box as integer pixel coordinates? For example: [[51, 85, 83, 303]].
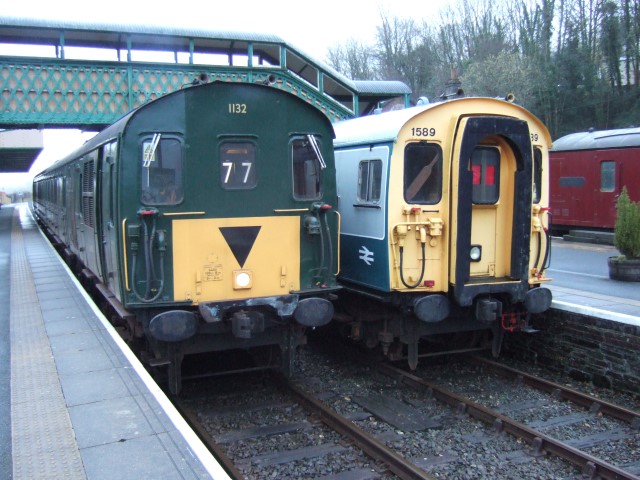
[[497, 353, 640, 413], [181, 368, 396, 479], [177, 332, 639, 479]]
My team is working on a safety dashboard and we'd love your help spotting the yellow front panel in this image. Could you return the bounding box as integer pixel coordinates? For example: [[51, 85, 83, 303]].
[[172, 216, 300, 303], [385, 113, 452, 292], [389, 221, 445, 290]]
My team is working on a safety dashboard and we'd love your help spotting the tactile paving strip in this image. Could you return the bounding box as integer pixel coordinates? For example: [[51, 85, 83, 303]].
[[10, 209, 86, 479]]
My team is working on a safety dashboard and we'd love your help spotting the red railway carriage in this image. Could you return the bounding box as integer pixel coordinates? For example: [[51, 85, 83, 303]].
[[549, 127, 640, 232]]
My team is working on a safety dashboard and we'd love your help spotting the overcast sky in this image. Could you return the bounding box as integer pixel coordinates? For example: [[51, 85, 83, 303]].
[[3, 0, 448, 61], [1, 0, 447, 193]]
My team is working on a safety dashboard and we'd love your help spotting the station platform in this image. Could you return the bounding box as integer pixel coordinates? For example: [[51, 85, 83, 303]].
[[544, 235, 640, 326], [2, 204, 229, 480], [549, 284, 640, 327]]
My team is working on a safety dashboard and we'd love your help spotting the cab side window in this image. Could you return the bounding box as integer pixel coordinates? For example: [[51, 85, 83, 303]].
[[141, 134, 183, 205], [404, 143, 442, 204], [292, 136, 323, 200], [533, 147, 542, 203]]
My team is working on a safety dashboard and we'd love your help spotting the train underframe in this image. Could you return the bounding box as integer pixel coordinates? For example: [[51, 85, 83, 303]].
[[333, 288, 542, 370], [136, 309, 308, 395], [100, 291, 336, 395], [139, 291, 336, 393]]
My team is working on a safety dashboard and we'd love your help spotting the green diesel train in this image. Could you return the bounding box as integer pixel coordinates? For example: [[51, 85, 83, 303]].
[[33, 81, 340, 393]]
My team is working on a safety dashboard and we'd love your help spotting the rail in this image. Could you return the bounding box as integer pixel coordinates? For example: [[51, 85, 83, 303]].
[[379, 362, 639, 480]]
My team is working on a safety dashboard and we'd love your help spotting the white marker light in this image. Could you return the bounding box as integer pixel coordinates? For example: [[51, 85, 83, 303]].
[[233, 271, 252, 289]]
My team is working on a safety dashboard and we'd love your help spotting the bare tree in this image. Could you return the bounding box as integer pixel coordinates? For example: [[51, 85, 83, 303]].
[[327, 39, 379, 80], [601, 1, 623, 88], [375, 14, 440, 99], [323, 0, 640, 136], [621, 0, 640, 86]]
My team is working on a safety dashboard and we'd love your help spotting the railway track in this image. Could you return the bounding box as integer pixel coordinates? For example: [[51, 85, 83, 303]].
[[174, 370, 426, 479], [380, 358, 640, 479], [171, 338, 640, 479]]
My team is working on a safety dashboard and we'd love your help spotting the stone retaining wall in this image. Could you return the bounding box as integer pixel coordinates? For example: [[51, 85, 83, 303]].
[[504, 309, 640, 396]]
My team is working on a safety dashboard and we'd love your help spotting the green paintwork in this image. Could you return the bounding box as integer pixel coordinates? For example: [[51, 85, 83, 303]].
[[34, 81, 339, 308]]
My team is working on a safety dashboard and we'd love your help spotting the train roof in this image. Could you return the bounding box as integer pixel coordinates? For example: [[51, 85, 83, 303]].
[[551, 126, 640, 151], [333, 97, 550, 148], [37, 110, 137, 176], [333, 104, 430, 147], [352, 80, 412, 95]]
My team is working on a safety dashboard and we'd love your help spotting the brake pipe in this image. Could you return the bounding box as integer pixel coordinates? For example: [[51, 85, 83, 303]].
[[399, 226, 427, 289]]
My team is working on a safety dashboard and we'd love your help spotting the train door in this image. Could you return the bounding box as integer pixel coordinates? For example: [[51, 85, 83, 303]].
[[594, 153, 618, 229], [97, 141, 120, 294], [334, 145, 390, 290], [70, 164, 80, 251], [449, 116, 533, 307], [65, 166, 74, 236], [75, 154, 95, 268]]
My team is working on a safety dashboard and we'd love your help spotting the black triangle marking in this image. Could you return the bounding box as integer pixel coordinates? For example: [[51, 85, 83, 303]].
[[219, 226, 262, 268]]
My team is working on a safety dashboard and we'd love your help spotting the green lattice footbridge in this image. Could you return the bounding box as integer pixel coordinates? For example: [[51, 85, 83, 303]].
[[0, 18, 411, 128]]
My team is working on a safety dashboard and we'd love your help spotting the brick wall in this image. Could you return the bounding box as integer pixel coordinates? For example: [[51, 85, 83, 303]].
[[504, 309, 640, 396]]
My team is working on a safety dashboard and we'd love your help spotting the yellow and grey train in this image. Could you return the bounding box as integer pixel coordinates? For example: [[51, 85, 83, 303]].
[[333, 96, 552, 367], [32, 81, 340, 393]]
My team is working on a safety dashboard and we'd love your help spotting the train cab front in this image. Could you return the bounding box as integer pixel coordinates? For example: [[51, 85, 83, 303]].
[[447, 113, 553, 333], [165, 196, 340, 338]]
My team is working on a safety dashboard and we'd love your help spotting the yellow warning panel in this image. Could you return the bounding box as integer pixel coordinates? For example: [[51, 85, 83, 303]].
[[172, 216, 300, 303]]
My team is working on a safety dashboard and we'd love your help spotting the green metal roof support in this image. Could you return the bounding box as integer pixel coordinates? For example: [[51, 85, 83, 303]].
[[247, 43, 254, 82], [58, 31, 65, 59], [127, 64, 133, 110]]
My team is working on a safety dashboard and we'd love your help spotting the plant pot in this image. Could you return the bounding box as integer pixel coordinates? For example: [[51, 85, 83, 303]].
[[608, 256, 640, 282]]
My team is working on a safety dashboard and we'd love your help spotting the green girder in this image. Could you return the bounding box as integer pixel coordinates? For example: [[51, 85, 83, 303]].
[[1, 58, 354, 127]]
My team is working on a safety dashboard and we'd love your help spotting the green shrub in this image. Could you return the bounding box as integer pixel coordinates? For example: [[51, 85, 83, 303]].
[[614, 187, 640, 259]]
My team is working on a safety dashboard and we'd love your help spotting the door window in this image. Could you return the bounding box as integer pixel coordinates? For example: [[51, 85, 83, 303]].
[[600, 161, 615, 192], [357, 159, 382, 204], [471, 147, 500, 204]]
